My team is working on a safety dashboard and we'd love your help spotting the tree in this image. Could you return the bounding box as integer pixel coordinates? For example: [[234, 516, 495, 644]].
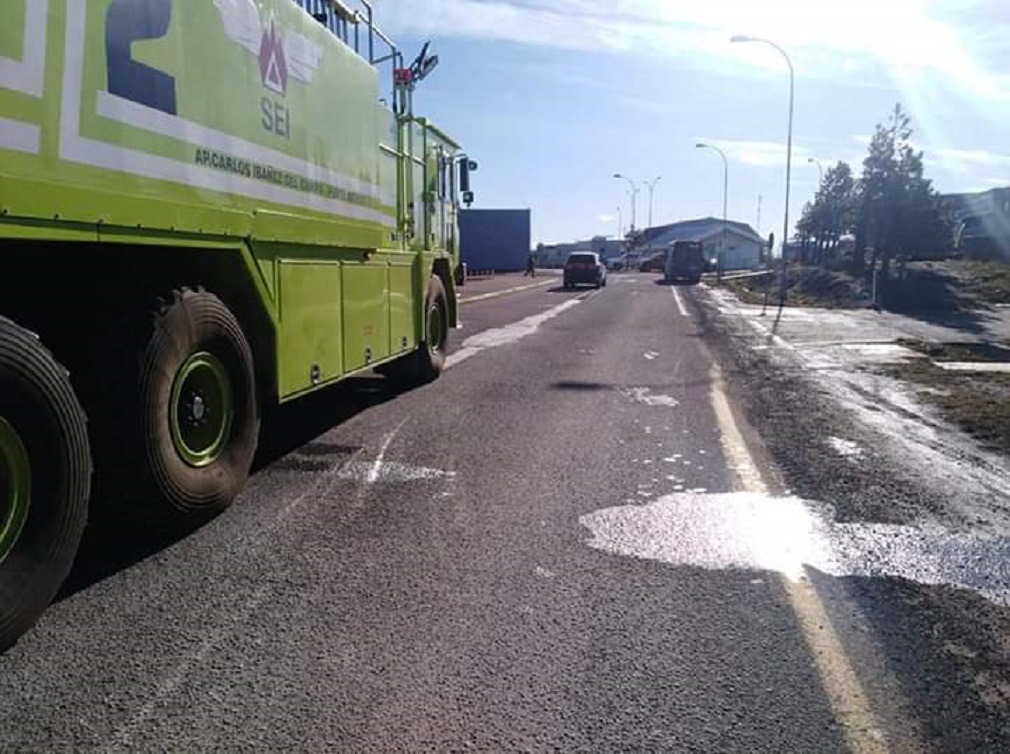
[[798, 161, 856, 264], [852, 103, 949, 277]]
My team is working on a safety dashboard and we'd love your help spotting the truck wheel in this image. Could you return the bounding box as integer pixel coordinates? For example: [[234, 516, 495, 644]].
[[103, 289, 259, 528], [380, 276, 449, 387], [0, 318, 91, 651], [418, 276, 449, 382]]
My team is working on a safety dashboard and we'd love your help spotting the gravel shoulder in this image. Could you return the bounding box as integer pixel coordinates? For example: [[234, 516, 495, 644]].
[[696, 283, 1010, 751]]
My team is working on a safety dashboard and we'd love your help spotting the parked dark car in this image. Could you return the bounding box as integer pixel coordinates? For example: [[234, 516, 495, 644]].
[[663, 240, 705, 284], [639, 252, 666, 272], [563, 252, 607, 289]]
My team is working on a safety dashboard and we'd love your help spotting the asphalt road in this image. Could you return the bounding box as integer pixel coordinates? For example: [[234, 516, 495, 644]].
[[0, 273, 1003, 752]]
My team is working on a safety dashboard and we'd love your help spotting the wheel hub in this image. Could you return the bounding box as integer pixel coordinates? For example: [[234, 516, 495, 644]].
[[0, 416, 31, 565], [169, 353, 234, 468], [186, 393, 207, 423]]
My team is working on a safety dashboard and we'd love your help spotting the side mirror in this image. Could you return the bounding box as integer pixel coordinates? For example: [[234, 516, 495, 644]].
[[459, 160, 471, 193], [463, 190, 474, 207]]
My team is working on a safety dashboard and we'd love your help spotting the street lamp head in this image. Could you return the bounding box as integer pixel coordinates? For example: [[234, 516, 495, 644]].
[[695, 142, 708, 149], [613, 172, 623, 179], [730, 34, 757, 43]]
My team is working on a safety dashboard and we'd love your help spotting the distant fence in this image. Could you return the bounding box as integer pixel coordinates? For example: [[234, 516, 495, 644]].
[[465, 268, 495, 280]]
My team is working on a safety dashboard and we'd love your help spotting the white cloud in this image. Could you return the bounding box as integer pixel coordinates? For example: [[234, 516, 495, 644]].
[[931, 147, 1010, 171], [375, 0, 1009, 101], [696, 137, 812, 167], [597, 213, 615, 223]]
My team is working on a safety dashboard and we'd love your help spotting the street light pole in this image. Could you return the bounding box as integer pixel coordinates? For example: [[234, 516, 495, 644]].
[[808, 156, 824, 184], [696, 143, 728, 281], [617, 205, 623, 239], [613, 173, 638, 231], [643, 175, 662, 229], [731, 35, 794, 304]]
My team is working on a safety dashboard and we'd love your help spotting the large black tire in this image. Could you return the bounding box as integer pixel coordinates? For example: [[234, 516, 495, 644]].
[[0, 318, 91, 651], [94, 288, 259, 529], [417, 275, 449, 382], [380, 276, 449, 387]]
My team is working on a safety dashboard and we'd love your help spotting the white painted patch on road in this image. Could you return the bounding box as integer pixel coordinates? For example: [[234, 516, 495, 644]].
[[446, 298, 582, 369], [581, 492, 825, 579], [828, 436, 865, 459], [336, 461, 455, 484], [669, 285, 689, 316], [619, 386, 680, 408], [644, 350, 660, 360], [581, 491, 1010, 607]]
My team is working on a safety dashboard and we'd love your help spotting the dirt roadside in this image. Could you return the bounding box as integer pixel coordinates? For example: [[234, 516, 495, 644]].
[[696, 284, 1010, 752]]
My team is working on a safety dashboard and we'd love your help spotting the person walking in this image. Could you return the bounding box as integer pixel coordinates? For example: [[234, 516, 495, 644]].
[[525, 251, 536, 277]]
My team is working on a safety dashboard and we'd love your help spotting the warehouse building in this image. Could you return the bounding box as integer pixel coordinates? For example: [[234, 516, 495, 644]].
[[639, 217, 765, 271], [459, 208, 532, 272]]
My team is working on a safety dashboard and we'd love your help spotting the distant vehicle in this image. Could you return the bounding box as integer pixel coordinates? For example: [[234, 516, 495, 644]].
[[564, 252, 607, 290], [639, 252, 666, 272], [663, 240, 705, 284]]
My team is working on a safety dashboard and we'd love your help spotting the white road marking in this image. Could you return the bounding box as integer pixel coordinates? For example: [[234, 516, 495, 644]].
[[367, 425, 399, 484], [446, 298, 582, 369], [106, 421, 411, 749], [670, 286, 689, 316], [459, 279, 554, 304], [618, 386, 679, 408]]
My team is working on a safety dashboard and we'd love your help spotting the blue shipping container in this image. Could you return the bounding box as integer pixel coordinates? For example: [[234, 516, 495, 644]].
[[460, 209, 532, 272]]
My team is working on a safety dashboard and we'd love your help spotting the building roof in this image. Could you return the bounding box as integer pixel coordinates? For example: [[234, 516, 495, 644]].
[[641, 217, 764, 248], [941, 187, 1010, 220]]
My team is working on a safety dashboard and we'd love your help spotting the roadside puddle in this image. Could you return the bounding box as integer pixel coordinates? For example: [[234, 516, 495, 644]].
[[580, 492, 1010, 605]]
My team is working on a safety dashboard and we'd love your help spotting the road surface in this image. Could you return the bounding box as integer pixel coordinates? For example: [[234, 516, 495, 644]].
[[0, 273, 1007, 752]]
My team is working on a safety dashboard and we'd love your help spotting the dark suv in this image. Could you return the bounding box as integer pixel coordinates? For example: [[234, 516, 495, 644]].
[[663, 240, 704, 284], [563, 252, 607, 290]]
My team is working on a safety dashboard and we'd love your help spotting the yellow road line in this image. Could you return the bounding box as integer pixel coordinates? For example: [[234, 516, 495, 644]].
[[459, 278, 555, 304], [708, 362, 888, 754]]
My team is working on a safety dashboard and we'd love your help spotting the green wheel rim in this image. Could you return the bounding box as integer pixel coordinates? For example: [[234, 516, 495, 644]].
[[0, 416, 31, 565], [427, 301, 445, 355], [169, 352, 234, 468]]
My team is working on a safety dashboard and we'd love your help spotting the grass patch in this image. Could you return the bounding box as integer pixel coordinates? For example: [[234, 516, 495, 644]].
[[721, 258, 1010, 313], [885, 356, 1010, 454], [896, 338, 1010, 362], [718, 267, 870, 308], [934, 260, 1010, 306]]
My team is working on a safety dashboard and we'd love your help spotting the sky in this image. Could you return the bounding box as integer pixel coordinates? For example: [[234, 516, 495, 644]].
[[371, 0, 1010, 246]]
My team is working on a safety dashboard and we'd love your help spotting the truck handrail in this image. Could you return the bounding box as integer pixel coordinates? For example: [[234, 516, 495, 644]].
[[292, 0, 406, 111]]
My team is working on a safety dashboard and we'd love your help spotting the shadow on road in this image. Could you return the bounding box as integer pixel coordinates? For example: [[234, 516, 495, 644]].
[[550, 380, 612, 391], [652, 279, 699, 287], [57, 375, 405, 601]]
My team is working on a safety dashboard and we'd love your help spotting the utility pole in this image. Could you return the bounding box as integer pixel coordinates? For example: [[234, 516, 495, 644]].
[[756, 194, 762, 235], [613, 173, 638, 231], [643, 176, 662, 230], [696, 143, 729, 281]]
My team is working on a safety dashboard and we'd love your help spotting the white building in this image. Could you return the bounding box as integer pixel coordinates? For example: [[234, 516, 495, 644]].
[[639, 217, 765, 271]]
